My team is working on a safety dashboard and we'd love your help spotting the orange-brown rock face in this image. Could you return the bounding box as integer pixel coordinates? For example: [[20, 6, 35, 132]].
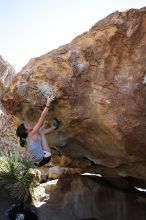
[[2, 8, 146, 181]]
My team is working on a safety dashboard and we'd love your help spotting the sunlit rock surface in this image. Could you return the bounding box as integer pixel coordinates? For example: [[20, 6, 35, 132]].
[[2, 8, 146, 184], [0, 55, 16, 91], [0, 56, 19, 152]]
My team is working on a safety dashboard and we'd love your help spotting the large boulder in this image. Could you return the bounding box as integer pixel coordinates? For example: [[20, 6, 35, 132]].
[[2, 8, 146, 182]]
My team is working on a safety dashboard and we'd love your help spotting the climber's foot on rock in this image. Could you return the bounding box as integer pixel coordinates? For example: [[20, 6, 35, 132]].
[[51, 117, 60, 130]]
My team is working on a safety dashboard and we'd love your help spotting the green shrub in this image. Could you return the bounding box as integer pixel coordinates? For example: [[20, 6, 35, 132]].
[[0, 151, 37, 203]]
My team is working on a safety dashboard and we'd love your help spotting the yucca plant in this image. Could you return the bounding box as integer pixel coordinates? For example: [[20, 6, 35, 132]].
[[0, 151, 37, 203]]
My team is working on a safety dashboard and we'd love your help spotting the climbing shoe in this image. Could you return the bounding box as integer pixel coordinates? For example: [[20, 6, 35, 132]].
[[52, 117, 60, 129]]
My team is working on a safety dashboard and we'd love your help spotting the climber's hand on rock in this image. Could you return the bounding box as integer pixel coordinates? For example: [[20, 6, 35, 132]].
[[47, 94, 55, 105]]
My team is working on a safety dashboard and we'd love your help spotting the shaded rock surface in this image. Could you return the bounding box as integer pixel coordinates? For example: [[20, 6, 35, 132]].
[[0, 189, 38, 220], [0, 189, 14, 220], [37, 175, 146, 220], [2, 8, 146, 183]]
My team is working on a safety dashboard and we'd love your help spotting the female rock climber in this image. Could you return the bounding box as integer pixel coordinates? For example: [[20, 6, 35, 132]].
[[16, 95, 59, 167]]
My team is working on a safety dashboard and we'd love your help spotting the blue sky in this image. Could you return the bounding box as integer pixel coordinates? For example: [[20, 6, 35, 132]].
[[0, 0, 146, 72]]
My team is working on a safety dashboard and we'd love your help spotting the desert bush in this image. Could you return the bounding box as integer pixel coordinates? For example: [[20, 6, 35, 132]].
[[0, 151, 37, 203]]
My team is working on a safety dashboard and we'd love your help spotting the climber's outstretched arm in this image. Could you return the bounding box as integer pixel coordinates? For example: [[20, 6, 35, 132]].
[[31, 95, 55, 134]]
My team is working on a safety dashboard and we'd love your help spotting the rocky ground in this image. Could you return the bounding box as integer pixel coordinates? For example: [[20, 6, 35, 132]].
[[1, 173, 146, 220]]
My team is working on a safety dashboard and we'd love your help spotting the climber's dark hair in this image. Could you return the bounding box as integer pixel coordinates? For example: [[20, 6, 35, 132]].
[[16, 123, 28, 147]]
